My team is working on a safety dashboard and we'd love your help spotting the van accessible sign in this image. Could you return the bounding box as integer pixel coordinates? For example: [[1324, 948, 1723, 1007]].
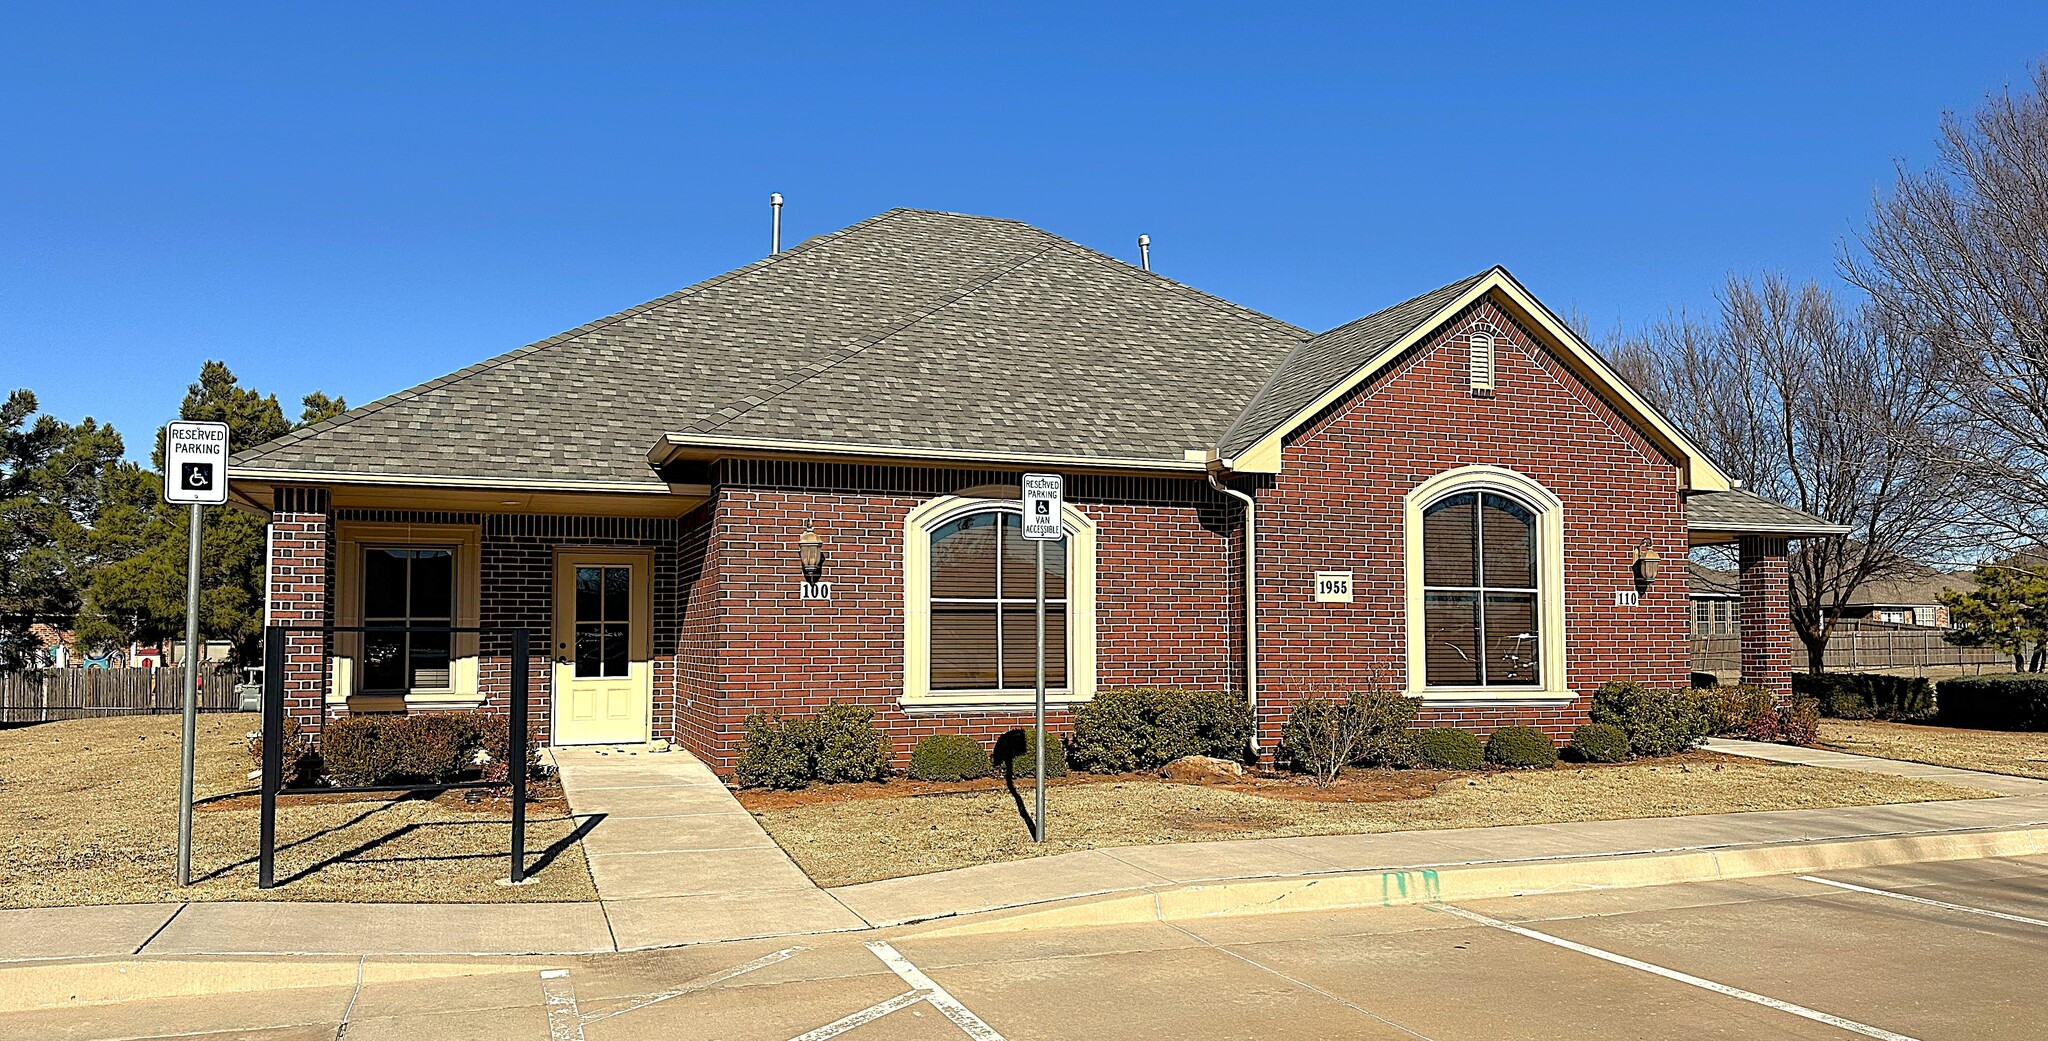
[[1020, 473, 1063, 541], [163, 421, 230, 506]]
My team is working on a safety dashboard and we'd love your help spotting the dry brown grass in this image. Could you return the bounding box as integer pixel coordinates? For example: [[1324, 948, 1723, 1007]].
[[1819, 719, 2048, 780], [0, 715, 597, 908], [754, 760, 1989, 887]]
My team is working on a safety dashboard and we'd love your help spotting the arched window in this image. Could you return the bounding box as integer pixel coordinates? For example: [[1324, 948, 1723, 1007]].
[[1421, 491, 1539, 686], [1403, 466, 1566, 697], [929, 511, 1068, 691], [904, 497, 1097, 707]]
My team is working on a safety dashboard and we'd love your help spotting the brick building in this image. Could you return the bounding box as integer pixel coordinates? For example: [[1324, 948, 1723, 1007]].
[[230, 208, 1841, 770]]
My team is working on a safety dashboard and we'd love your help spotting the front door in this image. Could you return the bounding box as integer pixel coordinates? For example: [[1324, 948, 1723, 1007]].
[[552, 551, 652, 745]]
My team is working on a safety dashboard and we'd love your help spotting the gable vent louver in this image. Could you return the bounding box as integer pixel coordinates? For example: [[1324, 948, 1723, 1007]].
[[1468, 326, 1497, 395]]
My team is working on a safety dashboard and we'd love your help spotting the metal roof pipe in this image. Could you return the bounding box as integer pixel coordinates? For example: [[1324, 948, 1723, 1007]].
[[1208, 469, 1258, 758], [1138, 233, 1151, 272], [770, 192, 784, 254]]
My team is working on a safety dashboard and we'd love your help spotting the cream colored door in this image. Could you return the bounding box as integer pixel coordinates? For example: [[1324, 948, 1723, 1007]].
[[552, 551, 652, 745]]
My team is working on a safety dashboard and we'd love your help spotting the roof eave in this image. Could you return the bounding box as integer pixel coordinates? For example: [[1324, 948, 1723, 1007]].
[[651, 432, 1211, 475]]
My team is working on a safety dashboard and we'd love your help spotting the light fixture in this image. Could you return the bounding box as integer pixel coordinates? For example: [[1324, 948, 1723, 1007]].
[[1632, 539, 1662, 585], [797, 529, 825, 582]]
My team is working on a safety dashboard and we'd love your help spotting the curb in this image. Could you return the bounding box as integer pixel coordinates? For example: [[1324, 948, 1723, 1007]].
[[0, 956, 545, 1014], [907, 825, 2048, 938]]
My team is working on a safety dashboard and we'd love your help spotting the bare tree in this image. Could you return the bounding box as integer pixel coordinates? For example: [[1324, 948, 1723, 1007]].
[[1615, 274, 1967, 673], [1846, 62, 2048, 554]]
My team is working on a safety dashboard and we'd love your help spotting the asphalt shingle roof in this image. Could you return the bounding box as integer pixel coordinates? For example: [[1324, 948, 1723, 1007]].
[[1684, 490, 1849, 536], [235, 208, 1309, 486]]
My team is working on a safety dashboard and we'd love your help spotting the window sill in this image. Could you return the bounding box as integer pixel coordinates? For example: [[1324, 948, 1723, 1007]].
[[902, 690, 1091, 713], [1409, 686, 1579, 703]]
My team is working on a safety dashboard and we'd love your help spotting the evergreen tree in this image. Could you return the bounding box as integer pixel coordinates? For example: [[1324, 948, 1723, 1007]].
[[1942, 559, 2048, 672]]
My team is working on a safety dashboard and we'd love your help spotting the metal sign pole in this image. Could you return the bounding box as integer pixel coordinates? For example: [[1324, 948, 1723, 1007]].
[[1034, 537, 1046, 844], [176, 501, 201, 886]]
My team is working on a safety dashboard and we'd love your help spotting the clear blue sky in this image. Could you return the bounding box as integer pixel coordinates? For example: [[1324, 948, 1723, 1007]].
[[4, 4, 2045, 455]]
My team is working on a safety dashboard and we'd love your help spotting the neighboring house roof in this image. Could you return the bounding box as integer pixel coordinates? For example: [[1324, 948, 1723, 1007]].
[[1684, 489, 1849, 538], [1687, 563, 1740, 597], [1845, 564, 1978, 607]]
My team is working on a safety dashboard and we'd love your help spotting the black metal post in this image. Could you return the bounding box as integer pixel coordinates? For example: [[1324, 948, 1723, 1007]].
[[509, 627, 529, 884], [258, 624, 283, 889]]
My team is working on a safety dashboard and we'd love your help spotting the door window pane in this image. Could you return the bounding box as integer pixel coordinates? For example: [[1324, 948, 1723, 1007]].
[[571, 565, 632, 679]]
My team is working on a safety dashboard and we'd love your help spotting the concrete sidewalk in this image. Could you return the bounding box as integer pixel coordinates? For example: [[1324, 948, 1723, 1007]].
[[551, 744, 865, 949], [6, 739, 2047, 959]]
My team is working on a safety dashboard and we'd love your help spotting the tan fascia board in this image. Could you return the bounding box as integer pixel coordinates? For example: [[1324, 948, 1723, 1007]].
[[650, 432, 1212, 475], [1687, 521, 1854, 536], [1222, 272, 1736, 492], [232, 466, 701, 497]]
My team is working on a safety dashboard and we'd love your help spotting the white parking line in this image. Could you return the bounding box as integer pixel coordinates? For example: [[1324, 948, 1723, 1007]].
[[1798, 875, 2048, 929], [578, 945, 804, 1024], [539, 969, 585, 1041], [1434, 904, 1921, 1041], [780, 941, 1007, 1041]]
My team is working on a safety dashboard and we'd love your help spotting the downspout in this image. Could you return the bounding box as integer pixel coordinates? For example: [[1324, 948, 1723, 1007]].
[[1208, 469, 1259, 759]]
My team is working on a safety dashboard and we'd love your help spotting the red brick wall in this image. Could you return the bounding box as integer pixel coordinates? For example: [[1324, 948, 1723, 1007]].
[[684, 460, 1238, 770], [266, 487, 332, 731], [1738, 535, 1794, 697], [1253, 298, 1692, 744]]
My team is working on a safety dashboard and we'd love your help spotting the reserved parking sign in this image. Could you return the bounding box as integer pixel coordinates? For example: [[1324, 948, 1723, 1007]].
[[163, 421, 231, 506]]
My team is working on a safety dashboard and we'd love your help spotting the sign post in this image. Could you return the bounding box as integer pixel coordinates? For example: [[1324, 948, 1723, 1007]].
[[164, 420, 230, 886], [1020, 473, 1063, 844]]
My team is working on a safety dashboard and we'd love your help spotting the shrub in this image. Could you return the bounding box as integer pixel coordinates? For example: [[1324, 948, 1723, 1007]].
[[733, 712, 816, 790], [1415, 727, 1484, 770], [811, 703, 892, 784], [1775, 696, 1822, 746], [1279, 696, 1360, 782], [1485, 726, 1558, 768], [1699, 685, 1778, 737], [1347, 690, 1422, 768], [991, 727, 1068, 779], [1590, 680, 1709, 757], [1568, 723, 1629, 763], [384, 713, 470, 781], [321, 715, 399, 787], [468, 714, 544, 778], [908, 734, 992, 781], [1793, 673, 1934, 721], [1938, 674, 2048, 729], [246, 713, 321, 787], [1068, 688, 1251, 773]]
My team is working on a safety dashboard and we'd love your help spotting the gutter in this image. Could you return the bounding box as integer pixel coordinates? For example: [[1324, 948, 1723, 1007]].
[[1206, 461, 1260, 759]]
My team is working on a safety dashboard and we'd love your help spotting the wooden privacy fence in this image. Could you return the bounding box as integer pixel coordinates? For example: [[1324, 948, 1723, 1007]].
[[0, 665, 242, 723], [1692, 631, 2008, 681]]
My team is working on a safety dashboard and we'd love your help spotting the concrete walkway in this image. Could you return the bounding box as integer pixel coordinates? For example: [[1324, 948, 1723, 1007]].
[[551, 744, 865, 949], [6, 739, 2048, 959]]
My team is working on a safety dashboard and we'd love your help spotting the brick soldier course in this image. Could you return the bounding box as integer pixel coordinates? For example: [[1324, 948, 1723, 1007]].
[[230, 207, 1844, 770]]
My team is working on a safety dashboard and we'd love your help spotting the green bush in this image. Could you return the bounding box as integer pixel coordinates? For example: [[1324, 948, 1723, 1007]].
[[1590, 680, 1709, 757], [1699, 685, 1778, 737], [383, 713, 471, 781], [1347, 691, 1422, 768], [811, 703, 892, 784], [1568, 723, 1630, 763], [1068, 688, 1251, 773], [991, 727, 1068, 779], [1792, 673, 1934, 721], [1938, 674, 2048, 730], [1485, 726, 1558, 768], [246, 713, 322, 787], [733, 712, 817, 790], [1414, 727, 1484, 770], [321, 715, 400, 787], [907, 734, 992, 781], [468, 714, 544, 779]]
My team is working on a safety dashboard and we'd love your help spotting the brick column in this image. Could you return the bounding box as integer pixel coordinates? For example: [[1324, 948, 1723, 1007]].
[[266, 486, 333, 732], [1737, 535, 1793, 698]]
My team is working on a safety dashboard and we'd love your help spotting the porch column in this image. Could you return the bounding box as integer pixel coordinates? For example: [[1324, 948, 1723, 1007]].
[[1737, 535, 1793, 698], [267, 486, 333, 732]]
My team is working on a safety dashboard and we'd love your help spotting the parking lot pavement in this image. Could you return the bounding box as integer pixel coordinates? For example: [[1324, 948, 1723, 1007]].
[[13, 853, 2048, 1040]]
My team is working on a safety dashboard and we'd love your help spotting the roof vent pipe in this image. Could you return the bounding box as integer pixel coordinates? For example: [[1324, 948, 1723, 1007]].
[[1138, 234, 1151, 272], [770, 193, 784, 254]]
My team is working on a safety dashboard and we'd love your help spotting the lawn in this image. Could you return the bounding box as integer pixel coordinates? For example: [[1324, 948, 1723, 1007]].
[[0, 715, 597, 908], [1818, 719, 2048, 780], [748, 757, 1989, 887]]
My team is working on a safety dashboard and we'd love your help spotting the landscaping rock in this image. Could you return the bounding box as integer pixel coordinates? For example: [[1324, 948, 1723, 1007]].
[[1163, 755, 1245, 783]]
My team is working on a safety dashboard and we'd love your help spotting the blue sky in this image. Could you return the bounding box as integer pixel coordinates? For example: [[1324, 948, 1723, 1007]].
[[4, 4, 2045, 454]]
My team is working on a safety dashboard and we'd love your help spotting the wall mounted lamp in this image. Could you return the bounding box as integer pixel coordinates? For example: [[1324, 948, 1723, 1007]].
[[798, 529, 826, 583], [1632, 539, 1662, 585]]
